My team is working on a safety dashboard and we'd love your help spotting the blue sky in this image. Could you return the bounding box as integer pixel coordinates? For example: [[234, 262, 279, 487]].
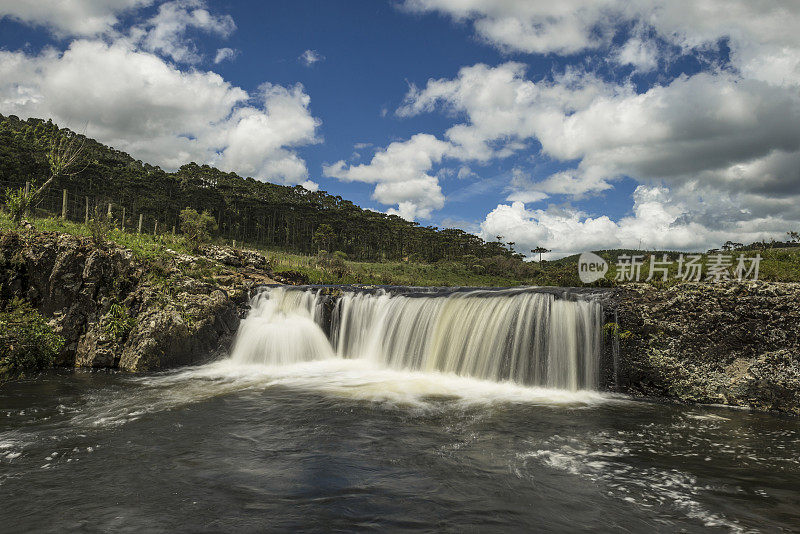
[[1, 1, 799, 256]]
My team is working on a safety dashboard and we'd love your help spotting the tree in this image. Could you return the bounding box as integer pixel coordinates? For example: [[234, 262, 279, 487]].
[[313, 223, 335, 252], [787, 231, 800, 243], [180, 207, 218, 250], [531, 246, 551, 262], [34, 127, 87, 200], [722, 240, 744, 251]]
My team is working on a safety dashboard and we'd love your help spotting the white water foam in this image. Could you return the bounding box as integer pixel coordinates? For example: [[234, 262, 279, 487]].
[[235, 286, 603, 391]]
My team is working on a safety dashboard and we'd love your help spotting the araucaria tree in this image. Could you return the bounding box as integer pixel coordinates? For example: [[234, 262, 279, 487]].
[[37, 128, 87, 197], [531, 246, 551, 262], [3, 124, 87, 226]]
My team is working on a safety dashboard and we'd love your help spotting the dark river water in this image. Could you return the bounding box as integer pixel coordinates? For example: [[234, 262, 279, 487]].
[[1, 360, 799, 533]]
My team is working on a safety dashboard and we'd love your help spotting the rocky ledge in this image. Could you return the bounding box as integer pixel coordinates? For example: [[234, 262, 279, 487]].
[[0, 231, 277, 372], [611, 282, 800, 415]]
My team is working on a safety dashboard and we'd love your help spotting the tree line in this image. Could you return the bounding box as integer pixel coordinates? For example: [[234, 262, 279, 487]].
[[0, 114, 522, 264]]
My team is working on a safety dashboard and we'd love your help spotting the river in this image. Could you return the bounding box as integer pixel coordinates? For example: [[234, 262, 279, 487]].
[[1, 287, 798, 532]]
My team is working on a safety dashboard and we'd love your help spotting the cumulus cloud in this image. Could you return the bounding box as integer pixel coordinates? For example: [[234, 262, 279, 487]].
[[0, 0, 152, 37], [323, 134, 449, 220], [299, 49, 324, 67], [214, 47, 236, 64], [130, 0, 236, 63], [395, 60, 800, 248], [332, 55, 800, 225], [481, 184, 800, 258], [0, 40, 320, 184], [398, 62, 619, 162], [403, 0, 614, 55], [614, 37, 659, 72], [213, 82, 321, 184], [405, 0, 800, 87]]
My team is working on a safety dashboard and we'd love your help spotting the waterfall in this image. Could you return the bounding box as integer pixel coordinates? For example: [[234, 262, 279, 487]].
[[231, 286, 603, 391], [230, 288, 335, 365]]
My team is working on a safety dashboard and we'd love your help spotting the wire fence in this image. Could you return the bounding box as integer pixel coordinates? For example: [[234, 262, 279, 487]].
[[3, 179, 205, 238], [0, 179, 325, 254]]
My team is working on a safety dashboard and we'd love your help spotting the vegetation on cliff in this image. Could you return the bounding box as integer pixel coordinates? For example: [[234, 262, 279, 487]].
[[0, 298, 64, 381]]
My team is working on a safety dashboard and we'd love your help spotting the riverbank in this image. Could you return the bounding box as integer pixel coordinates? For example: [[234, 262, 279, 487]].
[[0, 212, 551, 287], [611, 282, 800, 415], [0, 228, 271, 376], [2, 224, 799, 416]]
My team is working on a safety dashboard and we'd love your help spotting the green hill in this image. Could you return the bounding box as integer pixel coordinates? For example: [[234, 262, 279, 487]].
[[2, 114, 799, 286], [0, 114, 518, 264]]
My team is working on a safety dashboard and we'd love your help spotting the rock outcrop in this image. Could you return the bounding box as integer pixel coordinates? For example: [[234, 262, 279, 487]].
[[0, 231, 273, 372], [610, 282, 800, 415]]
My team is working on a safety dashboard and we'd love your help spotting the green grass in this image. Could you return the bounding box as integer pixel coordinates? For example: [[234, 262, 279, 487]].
[[0, 212, 531, 287], [555, 248, 800, 284], [4, 211, 800, 286], [268, 251, 527, 287]]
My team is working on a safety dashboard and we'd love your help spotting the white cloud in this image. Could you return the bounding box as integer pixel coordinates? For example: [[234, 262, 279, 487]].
[[213, 82, 321, 184], [0, 0, 152, 37], [130, 0, 235, 64], [0, 40, 320, 185], [399, 62, 620, 163], [614, 37, 658, 72], [214, 47, 236, 64], [301, 180, 319, 192], [404, 0, 800, 87], [403, 0, 615, 55], [299, 49, 324, 67], [456, 166, 475, 179], [393, 57, 800, 252], [323, 134, 449, 220], [399, 62, 800, 202], [481, 185, 800, 258]]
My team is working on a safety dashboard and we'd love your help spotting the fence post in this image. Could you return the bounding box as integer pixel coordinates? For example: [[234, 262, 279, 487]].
[[84, 197, 89, 224], [154, 220, 158, 235], [121, 207, 126, 232], [61, 189, 68, 219], [107, 202, 112, 219], [172, 225, 175, 236], [25, 182, 30, 197], [138, 213, 143, 234]]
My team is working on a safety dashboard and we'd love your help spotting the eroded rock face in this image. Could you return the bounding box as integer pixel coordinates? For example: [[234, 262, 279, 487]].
[[611, 282, 800, 415], [0, 231, 245, 372]]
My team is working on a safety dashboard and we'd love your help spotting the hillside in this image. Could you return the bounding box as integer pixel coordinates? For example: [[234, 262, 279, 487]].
[[0, 114, 518, 264], [2, 114, 799, 287]]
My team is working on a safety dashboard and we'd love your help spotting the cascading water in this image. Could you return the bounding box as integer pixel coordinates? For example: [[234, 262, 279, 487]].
[[230, 287, 334, 365], [332, 289, 601, 390], [231, 286, 602, 391]]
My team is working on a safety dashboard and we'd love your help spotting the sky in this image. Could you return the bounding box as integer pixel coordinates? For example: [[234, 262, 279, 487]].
[[1, 0, 799, 258]]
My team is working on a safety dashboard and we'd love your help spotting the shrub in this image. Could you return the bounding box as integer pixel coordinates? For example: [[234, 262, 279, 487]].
[[3, 187, 34, 227], [0, 298, 64, 381], [180, 208, 218, 251], [87, 206, 112, 244], [103, 303, 137, 341]]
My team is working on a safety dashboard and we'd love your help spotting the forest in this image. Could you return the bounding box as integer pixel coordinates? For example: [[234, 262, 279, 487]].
[[0, 114, 521, 264]]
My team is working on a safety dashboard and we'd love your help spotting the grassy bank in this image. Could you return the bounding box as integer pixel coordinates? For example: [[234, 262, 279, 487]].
[[3, 212, 800, 286], [0, 213, 534, 286]]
